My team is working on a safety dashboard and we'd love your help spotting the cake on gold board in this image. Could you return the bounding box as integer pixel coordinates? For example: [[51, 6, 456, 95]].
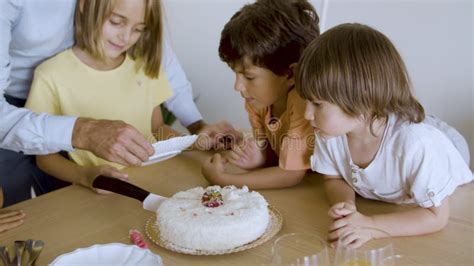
[[145, 185, 282, 255]]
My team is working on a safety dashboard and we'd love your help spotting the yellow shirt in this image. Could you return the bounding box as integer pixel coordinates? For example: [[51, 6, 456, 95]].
[[245, 89, 314, 171], [26, 49, 173, 169]]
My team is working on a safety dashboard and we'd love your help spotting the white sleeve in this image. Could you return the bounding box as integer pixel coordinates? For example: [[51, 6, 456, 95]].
[[0, 0, 76, 154], [162, 38, 203, 127], [0, 0, 17, 103], [310, 134, 340, 176], [406, 128, 472, 208]]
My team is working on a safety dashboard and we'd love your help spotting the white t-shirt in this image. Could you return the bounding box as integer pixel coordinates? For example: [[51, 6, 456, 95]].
[[310, 114, 473, 208]]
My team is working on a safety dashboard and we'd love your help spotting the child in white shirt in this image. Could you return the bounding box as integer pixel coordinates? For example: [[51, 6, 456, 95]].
[[296, 23, 472, 248]]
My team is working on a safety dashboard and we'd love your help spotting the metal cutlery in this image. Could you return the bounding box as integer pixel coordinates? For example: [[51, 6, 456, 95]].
[[11, 241, 25, 266], [24, 240, 33, 266], [0, 246, 11, 266], [0, 240, 44, 266], [26, 240, 43, 266]]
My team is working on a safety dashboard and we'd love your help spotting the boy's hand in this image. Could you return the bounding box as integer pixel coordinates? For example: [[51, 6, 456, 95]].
[[194, 121, 243, 150], [201, 153, 230, 185], [327, 209, 375, 248], [331, 227, 378, 249], [84, 165, 129, 194], [328, 201, 356, 220], [0, 210, 25, 233], [225, 138, 266, 170]]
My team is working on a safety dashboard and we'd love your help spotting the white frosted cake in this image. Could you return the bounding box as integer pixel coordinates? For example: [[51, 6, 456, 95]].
[[156, 185, 270, 251]]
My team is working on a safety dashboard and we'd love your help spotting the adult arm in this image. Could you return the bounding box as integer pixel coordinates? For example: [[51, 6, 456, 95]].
[[0, 0, 77, 154], [71, 118, 154, 166], [161, 39, 203, 130], [1, 95, 154, 165]]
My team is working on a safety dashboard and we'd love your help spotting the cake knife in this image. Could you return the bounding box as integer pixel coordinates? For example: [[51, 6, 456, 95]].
[[92, 175, 167, 212]]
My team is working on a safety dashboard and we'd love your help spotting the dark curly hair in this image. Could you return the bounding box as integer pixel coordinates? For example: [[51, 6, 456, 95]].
[[218, 0, 320, 76]]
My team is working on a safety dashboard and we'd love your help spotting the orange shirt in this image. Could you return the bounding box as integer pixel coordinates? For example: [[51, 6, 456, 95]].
[[245, 89, 314, 170]]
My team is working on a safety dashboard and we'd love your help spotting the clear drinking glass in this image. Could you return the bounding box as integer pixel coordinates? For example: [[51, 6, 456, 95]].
[[334, 227, 395, 266], [271, 233, 330, 266]]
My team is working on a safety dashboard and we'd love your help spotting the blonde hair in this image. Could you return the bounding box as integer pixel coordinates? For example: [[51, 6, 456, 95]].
[[296, 23, 425, 124], [74, 0, 163, 78]]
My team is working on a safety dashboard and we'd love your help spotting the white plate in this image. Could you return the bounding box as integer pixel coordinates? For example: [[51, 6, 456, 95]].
[[50, 243, 162, 265], [143, 135, 198, 166]]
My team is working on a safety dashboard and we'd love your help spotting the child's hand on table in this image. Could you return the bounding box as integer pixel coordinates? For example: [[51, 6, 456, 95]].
[[225, 138, 265, 170], [0, 210, 25, 233], [0, 187, 26, 233], [328, 201, 356, 219], [327, 202, 375, 248], [201, 153, 230, 186], [83, 165, 129, 194], [330, 226, 379, 249]]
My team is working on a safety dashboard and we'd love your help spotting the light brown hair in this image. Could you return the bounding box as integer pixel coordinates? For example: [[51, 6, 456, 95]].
[[74, 0, 163, 78], [296, 23, 425, 124], [218, 0, 320, 76]]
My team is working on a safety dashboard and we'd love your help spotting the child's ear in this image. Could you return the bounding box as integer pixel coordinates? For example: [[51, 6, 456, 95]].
[[286, 63, 297, 87]]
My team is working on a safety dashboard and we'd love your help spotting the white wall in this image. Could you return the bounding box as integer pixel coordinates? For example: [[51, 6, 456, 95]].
[[163, 0, 473, 169], [322, 0, 473, 169]]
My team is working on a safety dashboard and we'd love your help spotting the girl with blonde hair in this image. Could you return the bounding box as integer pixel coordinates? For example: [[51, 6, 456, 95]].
[[25, 0, 189, 192]]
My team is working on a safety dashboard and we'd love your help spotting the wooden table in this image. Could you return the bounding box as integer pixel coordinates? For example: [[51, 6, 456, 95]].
[[1, 151, 473, 265]]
